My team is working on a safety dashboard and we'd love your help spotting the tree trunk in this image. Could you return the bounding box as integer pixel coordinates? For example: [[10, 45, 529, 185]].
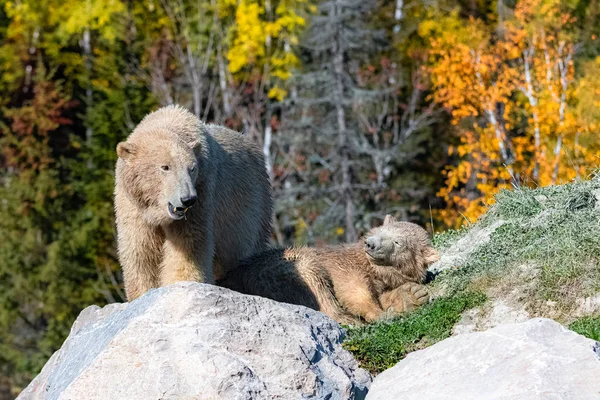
[[187, 46, 202, 118], [393, 0, 403, 33], [522, 47, 540, 181], [263, 104, 274, 181], [552, 47, 572, 184], [217, 44, 231, 118], [332, 0, 357, 242]]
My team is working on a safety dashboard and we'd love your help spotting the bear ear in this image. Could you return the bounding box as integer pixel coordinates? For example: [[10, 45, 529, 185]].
[[187, 137, 200, 149], [383, 215, 398, 225], [117, 142, 136, 160], [423, 247, 440, 264]]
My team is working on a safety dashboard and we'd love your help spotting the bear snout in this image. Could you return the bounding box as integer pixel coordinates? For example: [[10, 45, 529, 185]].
[[181, 195, 197, 207], [364, 236, 382, 252]]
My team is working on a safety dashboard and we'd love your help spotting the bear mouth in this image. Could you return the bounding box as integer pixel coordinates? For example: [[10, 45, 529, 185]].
[[364, 250, 387, 265], [168, 202, 187, 220]]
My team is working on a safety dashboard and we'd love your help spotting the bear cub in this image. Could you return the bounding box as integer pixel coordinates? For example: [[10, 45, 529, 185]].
[[220, 215, 439, 324]]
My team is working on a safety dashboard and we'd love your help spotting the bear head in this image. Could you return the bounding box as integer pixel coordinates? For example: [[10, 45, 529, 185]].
[[117, 131, 200, 226], [363, 215, 440, 280]]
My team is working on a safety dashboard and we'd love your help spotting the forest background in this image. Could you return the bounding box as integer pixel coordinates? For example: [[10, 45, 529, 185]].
[[0, 0, 599, 395]]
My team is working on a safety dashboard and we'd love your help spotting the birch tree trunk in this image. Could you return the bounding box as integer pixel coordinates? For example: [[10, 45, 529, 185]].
[[522, 46, 541, 181], [332, 0, 357, 242], [552, 45, 573, 184]]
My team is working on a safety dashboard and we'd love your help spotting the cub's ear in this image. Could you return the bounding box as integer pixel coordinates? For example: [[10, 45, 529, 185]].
[[383, 214, 398, 225], [423, 247, 440, 264], [117, 142, 136, 160]]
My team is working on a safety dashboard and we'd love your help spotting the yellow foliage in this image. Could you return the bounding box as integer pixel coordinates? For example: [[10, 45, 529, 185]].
[[61, 0, 124, 39], [272, 69, 292, 80], [225, 0, 309, 100], [227, 2, 266, 74], [268, 86, 287, 101]]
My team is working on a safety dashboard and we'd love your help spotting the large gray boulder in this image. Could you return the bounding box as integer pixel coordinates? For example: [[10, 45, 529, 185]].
[[367, 318, 600, 400], [19, 282, 370, 400]]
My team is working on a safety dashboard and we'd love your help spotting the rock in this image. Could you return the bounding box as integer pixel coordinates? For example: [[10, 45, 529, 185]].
[[18, 282, 370, 400], [367, 318, 600, 400], [429, 220, 504, 274], [452, 300, 530, 335], [576, 294, 600, 316], [593, 189, 600, 209]]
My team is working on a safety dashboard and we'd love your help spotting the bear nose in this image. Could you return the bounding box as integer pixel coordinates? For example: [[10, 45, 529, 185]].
[[180, 195, 197, 207], [364, 236, 381, 251]]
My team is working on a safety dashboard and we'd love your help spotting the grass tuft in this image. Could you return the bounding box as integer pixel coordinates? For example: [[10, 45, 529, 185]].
[[565, 189, 596, 212], [343, 292, 486, 374], [569, 315, 600, 342]]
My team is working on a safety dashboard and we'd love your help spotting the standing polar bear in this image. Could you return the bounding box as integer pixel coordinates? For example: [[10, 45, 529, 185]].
[[114, 105, 272, 301]]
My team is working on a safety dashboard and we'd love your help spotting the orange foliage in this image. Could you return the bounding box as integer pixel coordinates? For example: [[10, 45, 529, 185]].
[[425, 0, 599, 228]]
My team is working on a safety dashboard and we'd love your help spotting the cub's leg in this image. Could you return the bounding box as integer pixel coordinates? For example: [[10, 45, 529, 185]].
[[380, 283, 430, 315], [307, 272, 363, 325], [116, 196, 163, 301], [333, 277, 384, 323]]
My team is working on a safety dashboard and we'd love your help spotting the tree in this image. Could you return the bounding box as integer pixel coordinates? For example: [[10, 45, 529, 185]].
[[0, 1, 152, 393], [277, 0, 437, 243], [424, 0, 598, 227], [0, 69, 82, 393], [278, 0, 378, 243]]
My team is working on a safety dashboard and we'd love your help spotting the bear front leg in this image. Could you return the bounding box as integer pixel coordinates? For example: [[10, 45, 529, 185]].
[[334, 278, 384, 323], [160, 226, 215, 286], [380, 283, 430, 314], [116, 214, 164, 302]]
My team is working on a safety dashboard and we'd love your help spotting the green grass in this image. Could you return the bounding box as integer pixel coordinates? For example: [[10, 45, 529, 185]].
[[343, 292, 486, 374], [569, 315, 600, 341]]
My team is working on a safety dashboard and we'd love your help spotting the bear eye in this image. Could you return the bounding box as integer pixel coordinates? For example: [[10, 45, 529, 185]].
[[190, 164, 196, 172], [160, 165, 170, 171]]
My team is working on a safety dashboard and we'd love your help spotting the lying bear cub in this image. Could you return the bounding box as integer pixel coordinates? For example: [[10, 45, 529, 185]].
[[219, 215, 440, 325]]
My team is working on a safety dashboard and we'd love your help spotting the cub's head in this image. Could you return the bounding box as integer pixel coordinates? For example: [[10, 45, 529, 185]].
[[116, 132, 199, 226], [363, 215, 440, 280]]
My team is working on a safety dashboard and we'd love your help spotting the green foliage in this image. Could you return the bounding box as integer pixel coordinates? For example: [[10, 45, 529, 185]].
[[0, 1, 155, 395], [431, 226, 468, 251], [343, 292, 486, 374], [0, 72, 93, 391], [569, 315, 600, 341]]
